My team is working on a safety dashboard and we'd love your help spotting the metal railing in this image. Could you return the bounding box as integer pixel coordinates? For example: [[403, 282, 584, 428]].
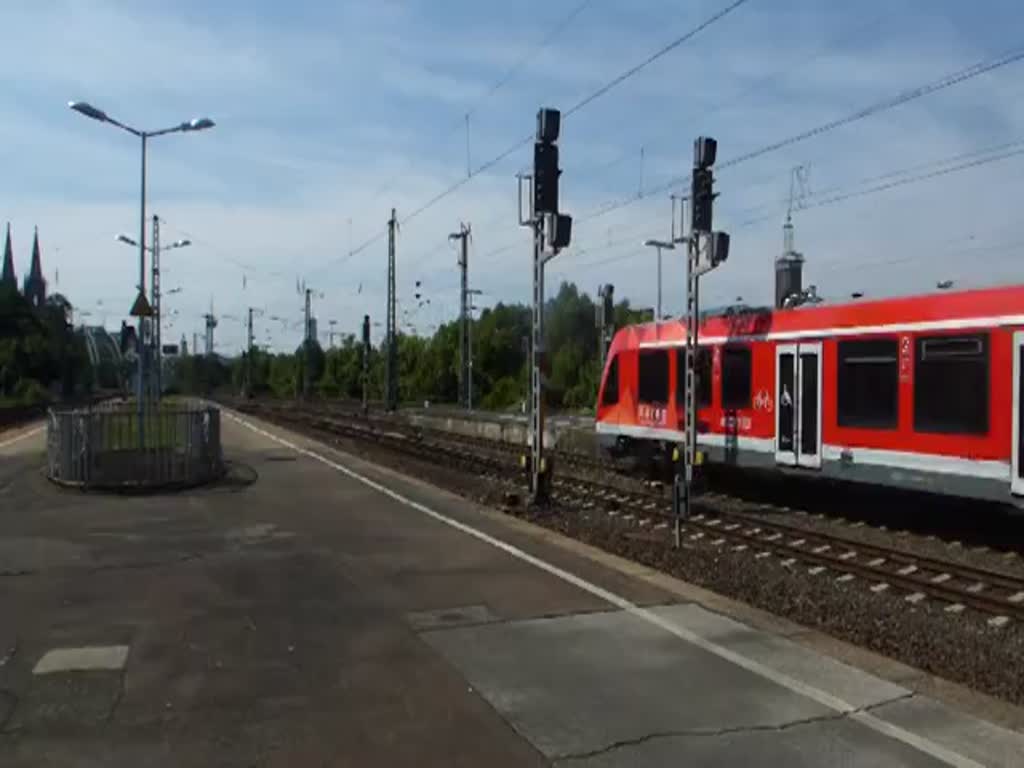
[[46, 401, 223, 489]]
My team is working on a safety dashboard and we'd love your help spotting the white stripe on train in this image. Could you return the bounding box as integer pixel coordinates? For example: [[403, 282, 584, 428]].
[[594, 421, 1010, 481]]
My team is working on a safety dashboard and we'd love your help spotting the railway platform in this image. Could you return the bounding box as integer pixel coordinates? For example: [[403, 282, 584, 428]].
[[1, 411, 1023, 766]]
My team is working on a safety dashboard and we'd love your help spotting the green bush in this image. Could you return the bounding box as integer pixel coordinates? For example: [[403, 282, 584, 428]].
[[481, 376, 524, 410]]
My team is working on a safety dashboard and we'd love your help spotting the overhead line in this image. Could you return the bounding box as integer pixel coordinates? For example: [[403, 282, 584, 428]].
[[728, 135, 1024, 222], [576, 44, 1024, 227], [732, 139, 1024, 228], [562, 0, 753, 119], [718, 44, 1024, 171], [314, 0, 752, 276], [567, 8, 893, 178], [803, 146, 1024, 211], [369, 0, 600, 203], [567, 143, 1024, 273], [467, 0, 600, 120]]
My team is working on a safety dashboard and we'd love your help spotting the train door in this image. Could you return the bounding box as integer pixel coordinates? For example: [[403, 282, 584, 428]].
[[775, 342, 822, 469], [1013, 332, 1024, 495]]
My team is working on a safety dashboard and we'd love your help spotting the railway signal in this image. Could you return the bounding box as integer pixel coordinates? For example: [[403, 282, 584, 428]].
[[675, 135, 731, 548], [519, 107, 573, 504]]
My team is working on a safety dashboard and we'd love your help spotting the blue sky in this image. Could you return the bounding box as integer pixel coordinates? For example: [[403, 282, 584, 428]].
[[2, 0, 1024, 352]]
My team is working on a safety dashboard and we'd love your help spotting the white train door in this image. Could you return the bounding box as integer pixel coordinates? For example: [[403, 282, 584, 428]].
[[775, 342, 822, 469], [775, 344, 798, 466], [1013, 332, 1024, 495]]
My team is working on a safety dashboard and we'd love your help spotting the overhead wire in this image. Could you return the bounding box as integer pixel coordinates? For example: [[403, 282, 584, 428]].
[[731, 139, 1024, 229], [575, 43, 1024, 227], [717, 44, 1024, 171], [565, 7, 895, 178], [311, 0, 754, 276], [365, 0, 600, 206]]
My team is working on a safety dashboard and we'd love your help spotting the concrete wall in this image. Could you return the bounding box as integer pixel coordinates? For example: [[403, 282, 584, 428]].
[[395, 408, 599, 457]]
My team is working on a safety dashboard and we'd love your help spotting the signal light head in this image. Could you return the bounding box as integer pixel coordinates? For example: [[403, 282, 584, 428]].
[[536, 108, 561, 143], [694, 136, 717, 169]]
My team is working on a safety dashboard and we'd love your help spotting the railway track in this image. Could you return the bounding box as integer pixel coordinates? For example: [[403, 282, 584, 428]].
[[237, 400, 1024, 625]]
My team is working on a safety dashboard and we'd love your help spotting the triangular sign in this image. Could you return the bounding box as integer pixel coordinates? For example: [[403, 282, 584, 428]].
[[129, 291, 153, 317]]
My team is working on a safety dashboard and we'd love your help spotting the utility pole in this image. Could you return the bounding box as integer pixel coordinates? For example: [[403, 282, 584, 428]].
[[150, 214, 162, 399], [520, 107, 572, 504], [304, 288, 312, 343], [673, 137, 730, 548], [303, 288, 312, 399], [385, 208, 398, 411], [246, 306, 254, 397], [362, 314, 371, 416], [449, 222, 471, 408], [203, 300, 217, 358], [193, 332, 198, 358]]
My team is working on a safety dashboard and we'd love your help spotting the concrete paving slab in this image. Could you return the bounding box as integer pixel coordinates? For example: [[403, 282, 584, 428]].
[[423, 607, 835, 761], [870, 695, 1024, 768], [652, 603, 912, 710]]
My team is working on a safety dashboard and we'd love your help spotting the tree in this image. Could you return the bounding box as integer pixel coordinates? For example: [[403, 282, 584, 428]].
[[0, 286, 92, 404]]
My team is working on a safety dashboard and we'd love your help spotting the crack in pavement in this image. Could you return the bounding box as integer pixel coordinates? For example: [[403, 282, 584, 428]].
[[1, 552, 209, 580], [552, 692, 917, 763]]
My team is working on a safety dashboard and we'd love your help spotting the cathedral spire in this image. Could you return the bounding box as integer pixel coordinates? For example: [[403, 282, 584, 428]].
[[23, 226, 47, 307], [29, 226, 43, 281], [1, 223, 15, 290]]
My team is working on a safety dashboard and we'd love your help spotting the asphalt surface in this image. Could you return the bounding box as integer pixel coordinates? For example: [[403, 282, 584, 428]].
[[1, 414, 1023, 766]]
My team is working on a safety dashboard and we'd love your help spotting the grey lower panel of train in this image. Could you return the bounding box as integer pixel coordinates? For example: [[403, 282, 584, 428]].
[[599, 433, 1020, 506]]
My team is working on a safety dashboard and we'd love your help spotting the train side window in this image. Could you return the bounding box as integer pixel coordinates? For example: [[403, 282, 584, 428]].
[[837, 339, 898, 429], [638, 349, 669, 403], [913, 334, 989, 435], [675, 347, 712, 407], [720, 346, 752, 409], [601, 355, 619, 406]]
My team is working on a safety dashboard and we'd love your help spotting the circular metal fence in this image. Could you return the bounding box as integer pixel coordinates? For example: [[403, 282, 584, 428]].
[[46, 401, 224, 490]]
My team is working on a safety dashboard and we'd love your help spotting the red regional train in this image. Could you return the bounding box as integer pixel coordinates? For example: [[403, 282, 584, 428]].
[[595, 284, 1024, 504]]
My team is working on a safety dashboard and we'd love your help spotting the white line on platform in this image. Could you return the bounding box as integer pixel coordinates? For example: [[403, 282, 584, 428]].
[[0, 425, 44, 450], [227, 411, 984, 768]]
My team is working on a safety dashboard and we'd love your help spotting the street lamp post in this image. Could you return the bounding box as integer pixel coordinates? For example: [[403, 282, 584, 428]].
[[643, 239, 675, 321], [69, 100, 213, 442]]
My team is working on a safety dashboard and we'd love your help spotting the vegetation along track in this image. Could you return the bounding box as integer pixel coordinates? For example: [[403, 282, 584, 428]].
[[238, 400, 1024, 627]]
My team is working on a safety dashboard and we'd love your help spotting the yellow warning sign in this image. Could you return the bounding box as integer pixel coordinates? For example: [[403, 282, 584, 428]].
[[129, 291, 153, 317]]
